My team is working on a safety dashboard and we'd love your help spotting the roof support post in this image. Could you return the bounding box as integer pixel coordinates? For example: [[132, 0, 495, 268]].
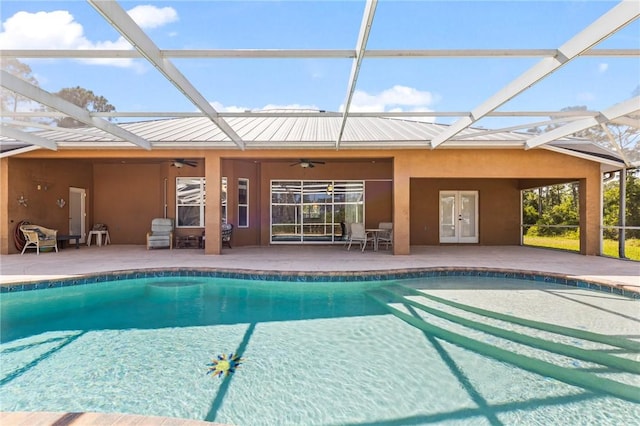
[[618, 167, 627, 259], [430, 1, 639, 148]]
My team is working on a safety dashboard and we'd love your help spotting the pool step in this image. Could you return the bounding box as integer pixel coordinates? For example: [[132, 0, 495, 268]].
[[366, 285, 640, 403]]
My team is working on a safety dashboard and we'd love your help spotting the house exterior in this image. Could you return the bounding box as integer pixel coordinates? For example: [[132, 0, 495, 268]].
[[0, 115, 625, 256]]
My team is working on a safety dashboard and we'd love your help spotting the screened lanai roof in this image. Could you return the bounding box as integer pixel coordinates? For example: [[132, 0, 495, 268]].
[[0, 0, 638, 163]]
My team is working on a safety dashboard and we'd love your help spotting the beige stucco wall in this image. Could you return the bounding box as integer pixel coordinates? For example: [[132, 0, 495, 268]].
[[2, 158, 93, 253], [1, 148, 602, 255], [410, 178, 521, 246]]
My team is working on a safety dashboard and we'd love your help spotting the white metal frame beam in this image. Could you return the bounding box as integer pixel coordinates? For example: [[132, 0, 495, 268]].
[[526, 96, 640, 149], [88, 0, 245, 150], [336, 0, 377, 150], [452, 116, 588, 140], [5, 110, 603, 119], [3, 48, 637, 59], [0, 125, 56, 150], [430, 0, 640, 148], [0, 70, 151, 150]]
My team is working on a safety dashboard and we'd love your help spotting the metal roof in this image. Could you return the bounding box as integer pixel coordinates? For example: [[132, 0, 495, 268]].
[[0, 0, 638, 164], [0, 114, 626, 168]]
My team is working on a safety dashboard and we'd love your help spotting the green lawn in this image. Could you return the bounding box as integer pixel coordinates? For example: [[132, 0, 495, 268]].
[[523, 236, 640, 261]]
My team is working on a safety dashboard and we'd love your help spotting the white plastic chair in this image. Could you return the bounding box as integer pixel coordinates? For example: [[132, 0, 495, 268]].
[[377, 222, 393, 250], [347, 223, 373, 252], [342, 222, 352, 247]]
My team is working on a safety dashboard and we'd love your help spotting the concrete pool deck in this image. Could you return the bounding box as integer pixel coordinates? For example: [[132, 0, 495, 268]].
[[1, 244, 638, 293]]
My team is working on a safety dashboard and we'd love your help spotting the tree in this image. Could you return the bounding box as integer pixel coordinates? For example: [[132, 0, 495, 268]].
[[528, 103, 639, 166], [0, 57, 46, 121], [603, 170, 640, 239], [53, 86, 116, 128]]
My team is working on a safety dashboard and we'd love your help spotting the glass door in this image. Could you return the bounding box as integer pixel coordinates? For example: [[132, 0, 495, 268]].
[[271, 181, 302, 242], [271, 180, 364, 244], [302, 181, 333, 242], [439, 190, 478, 243]]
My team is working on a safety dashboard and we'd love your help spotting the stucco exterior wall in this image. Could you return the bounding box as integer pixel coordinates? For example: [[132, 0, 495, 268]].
[[3, 158, 93, 254], [1, 147, 603, 255], [93, 163, 168, 245], [410, 178, 521, 245]]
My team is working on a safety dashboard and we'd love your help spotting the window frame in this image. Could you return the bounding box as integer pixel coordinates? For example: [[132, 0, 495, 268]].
[[176, 177, 206, 228], [238, 178, 249, 228]]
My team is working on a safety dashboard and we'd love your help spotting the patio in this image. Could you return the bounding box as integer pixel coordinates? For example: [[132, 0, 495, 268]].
[[1, 245, 638, 294]]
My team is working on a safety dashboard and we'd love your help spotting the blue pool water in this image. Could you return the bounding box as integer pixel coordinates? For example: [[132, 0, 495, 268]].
[[1, 275, 638, 425]]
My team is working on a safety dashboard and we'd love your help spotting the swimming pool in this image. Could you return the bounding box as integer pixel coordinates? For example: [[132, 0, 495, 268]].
[[1, 272, 639, 425]]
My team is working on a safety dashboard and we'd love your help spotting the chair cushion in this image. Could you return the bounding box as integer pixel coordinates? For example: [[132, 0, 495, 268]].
[[151, 218, 174, 234], [148, 235, 170, 243]]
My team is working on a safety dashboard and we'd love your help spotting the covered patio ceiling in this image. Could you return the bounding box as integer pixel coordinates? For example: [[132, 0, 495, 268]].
[[0, 0, 638, 161]]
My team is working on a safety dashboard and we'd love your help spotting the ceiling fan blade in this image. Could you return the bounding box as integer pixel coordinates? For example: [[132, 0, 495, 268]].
[[313, 161, 325, 164], [172, 158, 197, 167]]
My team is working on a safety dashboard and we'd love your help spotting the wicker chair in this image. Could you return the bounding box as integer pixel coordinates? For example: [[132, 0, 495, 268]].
[[20, 224, 58, 255]]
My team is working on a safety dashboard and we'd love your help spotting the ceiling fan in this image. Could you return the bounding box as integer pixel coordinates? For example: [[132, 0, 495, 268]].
[[171, 159, 197, 168], [289, 159, 325, 168]]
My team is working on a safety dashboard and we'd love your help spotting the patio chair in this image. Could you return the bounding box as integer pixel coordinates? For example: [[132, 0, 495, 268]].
[[20, 224, 58, 255], [347, 223, 374, 252], [222, 223, 234, 248], [377, 222, 393, 250], [146, 218, 174, 250], [342, 221, 352, 247]]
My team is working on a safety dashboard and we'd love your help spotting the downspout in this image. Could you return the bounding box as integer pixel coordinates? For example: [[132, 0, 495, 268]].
[[164, 177, 168, 219]]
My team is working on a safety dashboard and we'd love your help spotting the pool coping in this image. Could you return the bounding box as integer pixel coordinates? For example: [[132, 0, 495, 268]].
[[1, 266, 638, 299]]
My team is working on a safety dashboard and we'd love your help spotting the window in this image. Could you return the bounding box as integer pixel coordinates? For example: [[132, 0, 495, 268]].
[[238, 178, 249, 228], [176, 177, 205, 227], [221, 177, 227, 224]]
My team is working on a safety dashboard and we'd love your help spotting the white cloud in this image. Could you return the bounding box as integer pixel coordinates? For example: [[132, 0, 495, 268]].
[[0, 10, 89, 49], [598, 63, 609, 73], [0, 6, 177, 69], [339, 85, 437, 121], [210, 101, 320, 112], [210, 102, 248, 113], [261, 103, 320, 112], [127, 5, 178, 29]]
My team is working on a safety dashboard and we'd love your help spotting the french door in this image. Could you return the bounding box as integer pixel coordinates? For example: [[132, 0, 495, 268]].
[[69, 187, 86, 243], [439, 190, 478, 243]]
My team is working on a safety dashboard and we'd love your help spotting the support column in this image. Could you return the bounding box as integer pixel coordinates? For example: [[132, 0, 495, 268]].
[[392, 156, 411, 255], [618, 168, 627, 259], [0, 158, 8, 255], [579, 173, 601, 256], [204, 153, 222, 255]]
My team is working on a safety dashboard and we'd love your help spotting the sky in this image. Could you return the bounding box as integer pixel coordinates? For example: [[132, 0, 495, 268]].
[[1, 1, 639, 129]]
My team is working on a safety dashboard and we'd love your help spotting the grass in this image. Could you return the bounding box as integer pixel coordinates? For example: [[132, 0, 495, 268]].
[[523, 235, 640, 261]]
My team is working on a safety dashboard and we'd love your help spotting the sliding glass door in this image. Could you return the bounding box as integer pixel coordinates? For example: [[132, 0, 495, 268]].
[[271, 180, 364, 243]]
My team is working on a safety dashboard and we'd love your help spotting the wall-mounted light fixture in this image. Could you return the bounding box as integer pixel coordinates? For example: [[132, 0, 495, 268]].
[[17, 194, 28, 207], [326, 183, 334, 195], [56, 198, 66, 208]]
